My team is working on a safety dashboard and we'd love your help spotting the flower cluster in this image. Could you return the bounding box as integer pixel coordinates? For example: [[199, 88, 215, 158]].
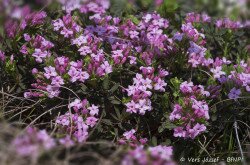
[[170, 81, 210, 139], [53, 14, 82, 38], [215, 18, 242, 29], [56, 98, 99, 143], [11, 127, 55, 158], [118, 129, 148, 147], [185, 12, 211, 23], [122, 145, 174, 165], [20, 11, 47, 30], [119, 129, 175, 165], [58, 0, 110, 14], [1, 0, 250, 162], [185, 12, 245, 29], [125, 67, 168, 115], [215, 60, 250, 99], [4, 9, 46, 38], [20, 34, 54, 63]]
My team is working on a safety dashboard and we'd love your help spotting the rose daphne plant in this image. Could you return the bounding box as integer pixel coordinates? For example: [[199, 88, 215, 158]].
[[0, 0, 249, 164]]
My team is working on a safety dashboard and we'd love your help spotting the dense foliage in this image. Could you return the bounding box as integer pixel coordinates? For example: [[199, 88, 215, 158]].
[[0, 0, 249, 164]]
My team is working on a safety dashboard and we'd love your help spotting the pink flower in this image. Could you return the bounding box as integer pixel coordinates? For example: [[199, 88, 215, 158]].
[[125, 100, 137, 113], [149, 145, 173, 161], [68, 99, 82, 110], [20, 45, 28, 55], [51, 76, 64, 86], [88, 105, 99, 116], [56, 113, 70, 126], [12, 127, 55, 158], [53, 19, 64, 31], [59, 136, 74, 148], [210, 66, 226, 79], [180, 81, 194, 94], [100, 61, 112, 75], [129, 30, 139, 39], [72, 35, 88, 46], [79, 70, 90, 82], [24, 33, 31, 41], [44, 66, 57, 79], [32, 49, 50, 63], [154, 78, 167, 91], [173, 127, 187, 138], [46, 85, 60, 98], [187, 123, 206, 139], [169, 104, 182, 121], [86, 117, 98, 127], [123, 129, 136, 140], [78, 46, 92, 56], [75, 117, 89, 142], [0, 50, 5, 61]]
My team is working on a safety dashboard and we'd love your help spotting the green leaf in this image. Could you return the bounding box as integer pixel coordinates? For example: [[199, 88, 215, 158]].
[[151, 136, 157, 146], [111, 99, 121, 105], [110, 83, 120, 93], [128, 15, 140, 25], [102, 119, 112, 126], [114, 106, 121, 119], [103, 77, 110, 90]]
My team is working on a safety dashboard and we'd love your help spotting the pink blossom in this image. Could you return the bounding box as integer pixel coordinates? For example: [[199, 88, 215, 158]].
[[88, 105, 99, 116], [123, 129, 136, 140], [44, 66, 57, 79], [210, 66, 226, 79], [86, 117, 98, 127]]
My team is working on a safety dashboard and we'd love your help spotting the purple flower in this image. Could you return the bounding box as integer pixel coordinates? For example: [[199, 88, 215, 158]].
[[154, 78, 167, 92], [56, 113, 70, 126], [173, 32, 183, 41], [123, 129, 136, 140], [125, 100, 137, 113], [228, 88, 241, 100], [24, 33, 31, 41], [210, 66, 226, 79], [78, 46, 92, 56], [173, 127, 187, 138], [51, 76, 65, 86], [46, 85, 60, 98], [11, 127, 55, 158], [74, 117, 89, 143], [180, 81, 194, 94], [129, 30, 139, 39], [68, 64, 89, 83], [59, 136, 74, 148], [31, 11, 47, 26], [32, 49, 50, 63], [4, 20, 18, 38], [149, 145, 173, 161], [187, 123, 206, 139], [72, 35, 88, 46], [215, 20, 223, 28], [68, 99, 82, 110], [55, 56, 69, 74], [88, 105, 99, 116], [97, 61, 112, 76], [53, 19, 64, 31], [169, 104, 182, 121], [32, 68, 38, 75], [86, 117, 98, 127], [0, 50, 5, 61], [20, 45, 28, 54], [44, 66, 57, 79]]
